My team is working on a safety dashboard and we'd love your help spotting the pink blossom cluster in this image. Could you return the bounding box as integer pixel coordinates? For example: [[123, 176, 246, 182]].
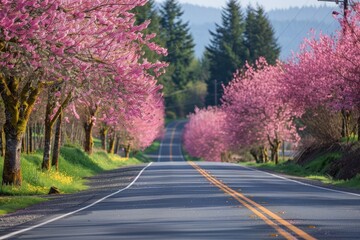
[[0, 0, 168, 148], [183, 107, 227, 162]]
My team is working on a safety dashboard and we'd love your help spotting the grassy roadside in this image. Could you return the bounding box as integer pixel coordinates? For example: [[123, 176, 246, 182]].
[[242, 159, 360, 190], [0, 143, 153, 215]]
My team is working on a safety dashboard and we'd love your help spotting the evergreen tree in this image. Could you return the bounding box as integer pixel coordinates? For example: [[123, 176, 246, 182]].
[[133, 0, 164, 62], [244, 5, 280, 65], [206, 0, 247, 106], [159, 0, 195, 90]]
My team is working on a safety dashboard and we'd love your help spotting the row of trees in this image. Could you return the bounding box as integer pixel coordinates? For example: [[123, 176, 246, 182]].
[[0, 0, 168, 186], [133, 0, 280, 118], [184, 3, 360, 163]]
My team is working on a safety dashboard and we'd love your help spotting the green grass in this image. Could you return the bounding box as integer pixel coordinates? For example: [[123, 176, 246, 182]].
[[242, 152, 360, 190], [0, 196, 46, 215], [0, 145, 145, 215], [143, 141, 160, 154]]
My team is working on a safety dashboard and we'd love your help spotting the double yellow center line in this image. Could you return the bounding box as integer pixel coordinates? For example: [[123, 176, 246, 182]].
[[189, 161, 316, 240]]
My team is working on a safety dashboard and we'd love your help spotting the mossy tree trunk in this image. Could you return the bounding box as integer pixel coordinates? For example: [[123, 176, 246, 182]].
[[107, 133, 115, 154], [100, 126, 109, 151], [268, 135, 281, 165], [42, 85, 71, 171], [0, 75, 42, 186], [83, 105, 98, 155]]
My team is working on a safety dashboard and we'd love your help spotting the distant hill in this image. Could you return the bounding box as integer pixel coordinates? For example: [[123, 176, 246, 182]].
[[179, 3, 341, 59]]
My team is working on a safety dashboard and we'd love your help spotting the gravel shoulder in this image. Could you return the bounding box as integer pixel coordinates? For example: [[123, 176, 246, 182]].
[[0, 164, 147, 236]]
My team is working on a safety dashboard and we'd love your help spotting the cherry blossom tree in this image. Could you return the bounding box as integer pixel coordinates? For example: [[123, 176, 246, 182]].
[[222, 59, 300, 164], [284, 3, 360, 141], [0, 0, 167, 185], [183, 107, 228, 162]]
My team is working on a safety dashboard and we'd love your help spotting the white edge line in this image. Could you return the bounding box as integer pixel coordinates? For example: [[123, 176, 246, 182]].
[[238, 164, 360, 197], [0, 162, 153, 240]]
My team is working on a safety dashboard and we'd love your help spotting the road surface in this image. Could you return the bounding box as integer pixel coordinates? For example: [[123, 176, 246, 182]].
[[1, 121, 360, 239]]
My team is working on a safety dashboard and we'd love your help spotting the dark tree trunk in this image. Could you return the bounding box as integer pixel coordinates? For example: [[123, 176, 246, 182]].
[[2, 124, 23, 186], [84, 122, 94, 154], [21, 134, 26, 154], [52, 113, 62, 170], [42, 123, 52, 170], [29, 125, 33, 153], [124, 144, 131, 158], [0, 127, 5, 157]]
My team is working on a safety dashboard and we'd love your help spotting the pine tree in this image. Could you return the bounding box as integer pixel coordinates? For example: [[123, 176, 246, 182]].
[[133, 0, 164, 62], [159, 0, 195, 90], [206, 0, 247, 106], [244, 5, 280, 65]]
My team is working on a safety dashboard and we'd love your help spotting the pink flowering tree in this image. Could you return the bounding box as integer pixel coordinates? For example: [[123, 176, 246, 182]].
[[222, 59, 300, 164], [0, 0, 167, 185], [284, 3, 360, 141], [183, 107, 228, 162]]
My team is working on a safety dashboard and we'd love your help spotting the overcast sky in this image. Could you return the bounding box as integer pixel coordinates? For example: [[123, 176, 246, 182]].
[[156, 0, 333, 10]]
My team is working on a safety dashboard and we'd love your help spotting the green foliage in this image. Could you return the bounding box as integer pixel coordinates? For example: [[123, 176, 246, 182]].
[[143, 141, 160, 154], [244, 5, 280, 65], [159, 0, 195, 93], [205, 1, 280, 106], [206, 0, 246, 106]]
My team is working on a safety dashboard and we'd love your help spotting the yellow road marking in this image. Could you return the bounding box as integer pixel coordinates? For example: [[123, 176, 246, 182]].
[[189, 161, 317, 240]]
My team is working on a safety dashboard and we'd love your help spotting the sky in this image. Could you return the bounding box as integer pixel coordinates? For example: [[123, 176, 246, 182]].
[[156, 0, 332, 10]]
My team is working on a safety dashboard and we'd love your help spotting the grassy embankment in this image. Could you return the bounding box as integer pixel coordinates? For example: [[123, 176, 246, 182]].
[[243, 151, 360, 190], [0, 139, 160, 215]]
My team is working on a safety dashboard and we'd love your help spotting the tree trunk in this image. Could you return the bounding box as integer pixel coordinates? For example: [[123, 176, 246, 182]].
[[124, 144, 131, 158], [114, 136, 120, 154], [341, 109, 352, 139], [84, 122, 94, 154], [21, 134, 26, 154], [262, 147, 269, 163], [274, 142, 281, 165], [42, 122, 53, 170], [29, 125, 33, 153], [108, 134, 115, 154], [0, 127, 5, 157], [52, 113, 62, 170], [2, 124, 23, 186], [100, 126, 109, 151], [0, 75, 42, 186]]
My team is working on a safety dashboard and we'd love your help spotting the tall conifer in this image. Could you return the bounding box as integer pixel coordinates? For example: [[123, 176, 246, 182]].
[[244, 5, 280, 65], [206, 0, 247, 106]]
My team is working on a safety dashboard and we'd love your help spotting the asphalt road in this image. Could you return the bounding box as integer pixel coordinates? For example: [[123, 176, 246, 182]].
[[1, 121, 360, 239]]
